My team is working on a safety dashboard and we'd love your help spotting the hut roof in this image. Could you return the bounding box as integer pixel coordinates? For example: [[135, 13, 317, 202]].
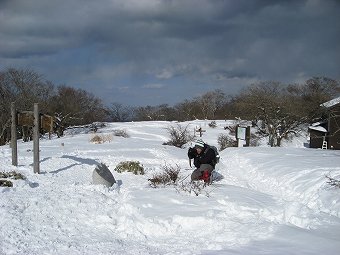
[[321, 96, 340, 108]]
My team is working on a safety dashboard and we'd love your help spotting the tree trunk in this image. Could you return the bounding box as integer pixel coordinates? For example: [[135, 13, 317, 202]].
[[268, 135, 275, 147], [277, 137, 282, 147]]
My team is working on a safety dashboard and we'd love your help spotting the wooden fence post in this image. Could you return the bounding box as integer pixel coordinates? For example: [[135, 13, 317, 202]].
[[245, 126, 251, 147], [33, 103, 40, 174], [11, 102, 18, 166]]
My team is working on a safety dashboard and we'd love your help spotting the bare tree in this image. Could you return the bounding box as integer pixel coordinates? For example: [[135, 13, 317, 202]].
[[134, 104, 177, 121], [287, 77, 340, 122], [174, 99, 200, 121], [134, 105, 157, 121], [234, 81, 308, 147], [0, 68, 55, 144], [49, 85, 109, 129], [197, 90, 227, 119], [109, 103, 133, 122]]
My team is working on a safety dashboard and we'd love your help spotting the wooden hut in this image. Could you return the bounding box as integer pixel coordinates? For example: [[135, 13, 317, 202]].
[[309, 97, 340, 149]]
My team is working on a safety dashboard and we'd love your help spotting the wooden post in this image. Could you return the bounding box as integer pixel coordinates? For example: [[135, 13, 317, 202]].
[[235, 124, 240, 147], [245, 126, 251, 147], [33, 103, 40, 174], [11, 102, 18, 166]]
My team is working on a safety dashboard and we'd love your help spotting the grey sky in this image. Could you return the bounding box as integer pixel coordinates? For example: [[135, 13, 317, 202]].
[[1, 0, 339, 106]]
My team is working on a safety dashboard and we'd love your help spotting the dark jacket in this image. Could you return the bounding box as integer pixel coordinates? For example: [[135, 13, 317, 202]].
[[191, 145, 216, 169]]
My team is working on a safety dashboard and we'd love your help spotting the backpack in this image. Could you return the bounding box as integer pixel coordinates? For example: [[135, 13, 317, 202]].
[[208, 145, 220, 165]]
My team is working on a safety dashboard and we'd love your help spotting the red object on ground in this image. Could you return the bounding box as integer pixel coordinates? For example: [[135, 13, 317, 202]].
[[200, 170, 210, 183]]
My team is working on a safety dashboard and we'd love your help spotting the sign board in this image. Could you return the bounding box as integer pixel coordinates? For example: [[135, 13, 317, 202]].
[[41, 115, 54, 132], [17, 111, 34, 126], [236, 126, 246, 140]]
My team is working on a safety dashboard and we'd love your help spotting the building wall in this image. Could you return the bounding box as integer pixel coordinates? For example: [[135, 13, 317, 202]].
[[309, 129, 326, 148], [328, 104, 340, 149]]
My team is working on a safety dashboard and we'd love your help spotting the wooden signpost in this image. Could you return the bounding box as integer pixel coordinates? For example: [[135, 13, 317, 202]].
[[11, 103, 41, 174], [195, 126, 206, 137]]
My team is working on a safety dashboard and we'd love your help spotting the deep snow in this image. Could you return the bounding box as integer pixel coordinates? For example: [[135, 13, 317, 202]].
[[1, 120, 340, 255]]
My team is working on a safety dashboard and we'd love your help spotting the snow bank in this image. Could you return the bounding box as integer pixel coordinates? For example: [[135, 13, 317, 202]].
[[220, 147, 340, 224]]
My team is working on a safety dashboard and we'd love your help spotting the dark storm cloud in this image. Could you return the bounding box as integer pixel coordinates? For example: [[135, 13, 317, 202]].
[[0, 0, 339, 106]]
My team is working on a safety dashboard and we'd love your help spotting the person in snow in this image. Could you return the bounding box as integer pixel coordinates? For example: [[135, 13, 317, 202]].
[[188, 139, 216, 182]]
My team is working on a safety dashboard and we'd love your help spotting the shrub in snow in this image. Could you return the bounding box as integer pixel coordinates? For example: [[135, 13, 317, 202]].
[[90, 135, 102, 144], [217, 133, 237, 150], [115, 161, 145, 175], [148, 165, 212, 196], [224, 124, 237, 136], [249, 133, 261, 147], [0, 171, 26, 180], [326, 175, 340, 188], [0, 171, 26, 187], [90, 134, 113, 144], [113, 129, 129, 138], [0, 180, 13, 187], [148, 164, 180, 188], [176, 180, 211, 197], [208, 121, 217, 128], [163, 124, 194, 148]]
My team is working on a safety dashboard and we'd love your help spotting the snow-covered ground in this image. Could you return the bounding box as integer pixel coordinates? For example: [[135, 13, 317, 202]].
[[1, 120, 340, 255]]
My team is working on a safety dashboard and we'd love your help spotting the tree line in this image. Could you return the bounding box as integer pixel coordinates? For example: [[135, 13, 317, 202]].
[[1, 67, 339, 146]]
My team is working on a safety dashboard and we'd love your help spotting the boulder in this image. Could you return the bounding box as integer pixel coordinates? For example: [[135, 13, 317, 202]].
[[92, 163, 116, 187]]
